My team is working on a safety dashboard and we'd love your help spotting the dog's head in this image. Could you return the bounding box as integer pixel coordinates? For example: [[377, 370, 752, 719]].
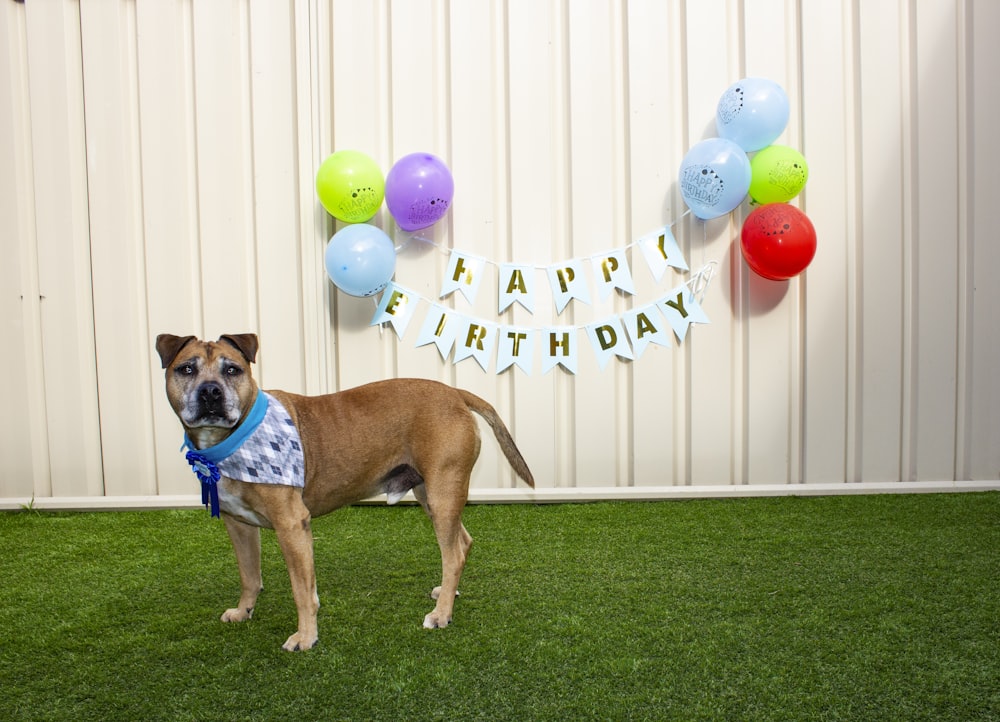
[[155, 334, 260, 436]]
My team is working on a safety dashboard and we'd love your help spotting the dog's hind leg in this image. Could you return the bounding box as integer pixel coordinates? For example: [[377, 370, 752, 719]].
[[414, 482, 473, 629], [221, 514, 263, 623]]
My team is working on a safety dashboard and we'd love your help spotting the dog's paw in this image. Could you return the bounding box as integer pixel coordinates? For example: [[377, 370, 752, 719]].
[[422, 611, 452, 629], [221, 607, 254, 623], [282, 632, 319, 652]]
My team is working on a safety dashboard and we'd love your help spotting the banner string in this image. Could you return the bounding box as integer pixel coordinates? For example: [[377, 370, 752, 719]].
[[375, 207, 713, 333], [392, 208, 694, 269], [370, 261, 716, 335]]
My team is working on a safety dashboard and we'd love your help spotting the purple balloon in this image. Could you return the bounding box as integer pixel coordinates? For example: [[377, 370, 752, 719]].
[[385, 153, 454, 231]]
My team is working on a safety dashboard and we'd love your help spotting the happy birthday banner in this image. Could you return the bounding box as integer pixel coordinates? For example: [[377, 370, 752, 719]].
[[369, 224, 714, 374]]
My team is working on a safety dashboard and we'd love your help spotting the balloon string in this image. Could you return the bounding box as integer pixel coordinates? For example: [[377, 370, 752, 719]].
[[701, 216, 707, 272]]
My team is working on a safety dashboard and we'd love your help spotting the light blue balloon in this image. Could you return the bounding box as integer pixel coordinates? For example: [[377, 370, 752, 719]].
[[678, 138, 752, 220], [324, 223, 396, 297], [716, 77, 790, 152]]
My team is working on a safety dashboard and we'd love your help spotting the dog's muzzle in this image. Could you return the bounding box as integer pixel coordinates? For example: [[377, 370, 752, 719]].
[[185, 381, 238, 426]]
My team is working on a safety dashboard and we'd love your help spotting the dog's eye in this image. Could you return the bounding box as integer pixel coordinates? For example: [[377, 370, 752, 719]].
[[176, 363, 195, 376], [224, 365, 242, 377]]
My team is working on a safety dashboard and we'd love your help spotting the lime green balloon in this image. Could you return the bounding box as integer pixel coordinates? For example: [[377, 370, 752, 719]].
[[315, 150, 385, 223], [749, 144, 808, 204]]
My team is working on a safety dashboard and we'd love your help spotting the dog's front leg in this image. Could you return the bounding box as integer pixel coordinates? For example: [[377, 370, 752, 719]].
[[272, 511, 320, 651], [220, 513, 263, 623]]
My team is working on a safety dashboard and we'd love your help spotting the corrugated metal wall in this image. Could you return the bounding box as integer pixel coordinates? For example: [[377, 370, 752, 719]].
[[1, 0, 997, 508]]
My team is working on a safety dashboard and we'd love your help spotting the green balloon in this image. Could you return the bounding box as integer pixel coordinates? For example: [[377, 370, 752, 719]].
[[315, 150, 385, 223], [749, 144, 808, 204]]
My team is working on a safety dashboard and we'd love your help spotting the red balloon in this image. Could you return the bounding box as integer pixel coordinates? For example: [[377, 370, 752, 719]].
[[740, 203, 817, 280]]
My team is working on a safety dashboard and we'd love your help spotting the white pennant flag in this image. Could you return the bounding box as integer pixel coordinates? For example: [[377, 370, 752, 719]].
[[441, 251, 486, 304], [370, 283, 419, 339], [498, 263, 536, 314], [638, 226, 688, 282], [585, 317, 634, 370], [547, 259, 591, 314], [452, 317, 497, 372], [496, 326, 534, 374], [622, 303, 673, 358], [415, 304, 460, 359], [541, 326, 579, 374], [656, 284, 711, 342], [590, 250, 636, 301]]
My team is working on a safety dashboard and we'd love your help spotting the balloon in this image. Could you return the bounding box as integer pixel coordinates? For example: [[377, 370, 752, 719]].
[[740, 203, 816, 280], [749, 145, 808, 204], [324, 223, 396, 296], [678, 138, 752, 220], [716, 78, 790, 152], [315, 150, 385, 223], [384, 152, 455, 231]]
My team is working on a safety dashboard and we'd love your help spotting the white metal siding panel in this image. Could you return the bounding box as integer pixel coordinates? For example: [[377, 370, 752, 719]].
[[1, 0, 998, 507], [80, 1, 157, 496], [0, 1, 47, 498], [968, 0, 1000, 482], [801, 0, 851, 485], [23, 0, 103, 498]]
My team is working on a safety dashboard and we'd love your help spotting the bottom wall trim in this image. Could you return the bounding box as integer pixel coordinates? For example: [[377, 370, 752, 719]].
[[2, 480, 998, 512]]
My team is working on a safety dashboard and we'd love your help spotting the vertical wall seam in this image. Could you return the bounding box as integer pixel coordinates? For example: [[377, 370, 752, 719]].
[[321, 0, 338, 393], [292, 0, 320, 393], [553, 0, 575, 488], [899, 0, 918, 482], [379, 0, 397, 380], [846, 0, 863, 483], [789, 0, 805, 484], [731, 0, 747, 486], [440, 0, 455, 389], [954, 0, 973, 481], [76, 2, 107, 496], [677, 0, 691, 486], [617, 0, 634, 487], [494, 0, 515, 486], [187, 2, 207, 339], [14, 1, 54, 496], [245, 1, 264, 383]]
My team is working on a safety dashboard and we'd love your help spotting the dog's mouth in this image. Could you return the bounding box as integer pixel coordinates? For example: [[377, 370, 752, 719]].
[[184, 410, 239, 428]]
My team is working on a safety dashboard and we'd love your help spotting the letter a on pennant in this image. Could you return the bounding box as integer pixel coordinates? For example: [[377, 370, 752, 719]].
[[498, 263, 536, 314], [622, 303, 673, 358]]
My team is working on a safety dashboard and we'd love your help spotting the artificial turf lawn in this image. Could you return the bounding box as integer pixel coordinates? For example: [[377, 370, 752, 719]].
[[1, 492, 998, 721]]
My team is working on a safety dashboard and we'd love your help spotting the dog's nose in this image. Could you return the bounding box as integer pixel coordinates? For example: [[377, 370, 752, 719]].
[[197, 382, 225, 408]]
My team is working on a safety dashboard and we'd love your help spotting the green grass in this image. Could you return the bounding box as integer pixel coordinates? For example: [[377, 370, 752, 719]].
[[1, 493, 998, 721]]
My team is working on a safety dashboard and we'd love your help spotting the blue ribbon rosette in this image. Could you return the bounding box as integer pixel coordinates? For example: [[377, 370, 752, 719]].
[[186, 452, 221, 517]]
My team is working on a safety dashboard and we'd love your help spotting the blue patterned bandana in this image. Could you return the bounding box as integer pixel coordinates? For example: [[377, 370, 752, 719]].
[[182, 391, 305, 517]]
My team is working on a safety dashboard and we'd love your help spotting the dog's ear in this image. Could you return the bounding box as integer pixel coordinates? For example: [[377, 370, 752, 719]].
[[155, 334, 196, 369], [219, 333, 259, 364]]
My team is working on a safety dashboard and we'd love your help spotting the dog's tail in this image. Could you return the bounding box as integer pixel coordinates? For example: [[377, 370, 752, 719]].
[[457, 390, 535, 488]]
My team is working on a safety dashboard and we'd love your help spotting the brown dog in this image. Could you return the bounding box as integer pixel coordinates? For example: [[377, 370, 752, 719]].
[[155, 333, 534, 651]]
